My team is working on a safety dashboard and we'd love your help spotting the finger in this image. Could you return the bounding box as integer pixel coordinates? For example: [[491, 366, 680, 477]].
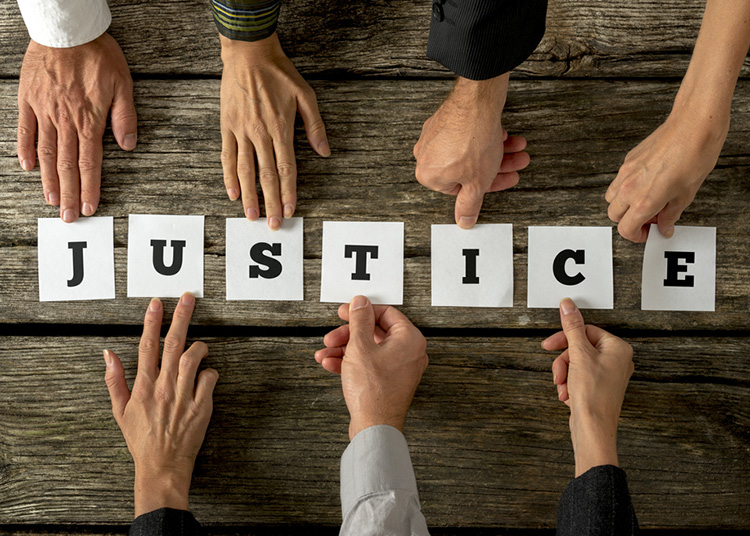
[[273, 129, 297, 219], [656, 202, 684, 239], [502, 128, 508, 141], [607, 197, 629, 224], [297, 87, 330, 157], [255, 137, 282, 230], [78, 131, 103, 216], [221, 128, 240, 201], [177, 341, 209, 401], [194, 368, 219, 407], [339, 303, 411, 334], [487, 172, 520, 193], [323, 323, 387, 348], [137, 298, 164, 381], [606, 166, 628, 203], [57, 124, 80, 222], [321, 356, 343, 375], [237, 138, 259, 221], [559, 298, 591, 351], [503, 134, 527, 154], [552, 350, 570, 386], [315, 345, 345, 363], [110, 77, 137, 151], [37, 117, 59, 206], [347, 295, 376, 350], [499, 151, 530, 173], [103, 349, 131, 420], [557, 382, 570, 403], [542, 330, 568, 351], [160, 292, 196, 379], [454, 185, 484, 229], [17, 100, 36, 171], [617, 209, 653, 243]]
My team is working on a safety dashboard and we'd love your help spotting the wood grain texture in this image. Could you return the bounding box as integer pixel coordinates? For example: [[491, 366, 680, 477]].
[[1, 0, 748, 79], [0, 79, 748, 328], [0, 336, 748, 528]]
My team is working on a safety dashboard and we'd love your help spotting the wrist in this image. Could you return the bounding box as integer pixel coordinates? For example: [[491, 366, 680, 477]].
[[134, 469, 191, 518], [570, 413, 619, 478], [453, 73, 509, 108], [220, 32, 284, 65], [349, 415, 405, 442]]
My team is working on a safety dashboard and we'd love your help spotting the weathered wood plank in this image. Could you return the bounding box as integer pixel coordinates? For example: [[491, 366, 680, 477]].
[[0, 336, 748, 528], [0, 79, 748, 328], [1, 0, 748, 79]]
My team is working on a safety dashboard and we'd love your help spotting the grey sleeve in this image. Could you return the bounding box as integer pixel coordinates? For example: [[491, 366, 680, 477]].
[[339, 425, 430, 536]]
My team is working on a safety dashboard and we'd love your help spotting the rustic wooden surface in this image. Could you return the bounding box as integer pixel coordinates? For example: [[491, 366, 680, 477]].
[[0, 336, 748, 529]]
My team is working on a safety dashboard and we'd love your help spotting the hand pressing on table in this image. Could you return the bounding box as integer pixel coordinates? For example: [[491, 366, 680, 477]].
[[17, 33, 137, 222], [543, 298, 634, 477], [413, 73, 530, 229], [103, 293, 219, 517], [606, 0, 750, 242], [315, 295, 429, 440], [220, 33, 330, 230]]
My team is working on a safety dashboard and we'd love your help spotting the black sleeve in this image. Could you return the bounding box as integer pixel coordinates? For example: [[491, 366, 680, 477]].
[[557, 465, 640, 536], [426, 0, 548, 80], [130, 508, 204, 536]]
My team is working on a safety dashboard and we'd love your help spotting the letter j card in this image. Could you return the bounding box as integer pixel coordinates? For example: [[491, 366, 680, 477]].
[[37, 217, 115, 301]]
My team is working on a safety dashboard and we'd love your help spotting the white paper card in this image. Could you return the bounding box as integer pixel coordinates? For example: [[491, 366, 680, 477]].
[[320, 221, 404, 304], [225, 217, 304, 301], [641, 224, 716, 311], [127, 215, 204, 298], [527, 226, 614, 309], [37, 217, 115, 301], [431, 224, 513, 307]]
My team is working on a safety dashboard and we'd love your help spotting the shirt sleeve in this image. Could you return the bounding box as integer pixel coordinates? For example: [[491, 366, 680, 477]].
[[557, 465, 640, 536], [427, 0, 548, 80], [339, 425, 430, 536], [210, 0, 281, 42], [17, 0, 111, 48], [130, 508, 204, 536]]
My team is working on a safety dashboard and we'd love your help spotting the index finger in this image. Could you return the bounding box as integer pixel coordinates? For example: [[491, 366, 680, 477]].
[[338, 303, 413, 333], [159, 292, 196, 380], [137, 298, 164, 381], [78, 132, 103, 216]]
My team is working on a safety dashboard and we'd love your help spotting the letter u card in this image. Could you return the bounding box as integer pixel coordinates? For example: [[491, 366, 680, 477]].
[[527, 226, 614, 309], [127, 215, 204, 298], [225, 217, 304, 301], [38, 217, 115, 301]]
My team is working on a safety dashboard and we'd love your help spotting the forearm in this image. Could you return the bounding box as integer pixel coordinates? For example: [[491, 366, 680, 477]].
[[134, 471, 191, 518]]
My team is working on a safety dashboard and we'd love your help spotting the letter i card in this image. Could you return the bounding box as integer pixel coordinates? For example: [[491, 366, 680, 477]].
[[37, 217, 115, 301], [320, 221, 404, 305], [127, 215, 204, 298]]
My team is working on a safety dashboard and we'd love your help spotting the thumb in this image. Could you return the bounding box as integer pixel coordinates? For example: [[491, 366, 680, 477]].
[[559, 298, 591, 351], [656, 202, 683, 239], [110, 79, 138, 151], [454, 185, 484, 229], [347, 295, 376, 350], [298, 87, 330, 157], [103, 349, 131, 420]]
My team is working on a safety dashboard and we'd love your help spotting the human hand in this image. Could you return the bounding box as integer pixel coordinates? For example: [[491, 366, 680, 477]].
[[103, 293, 219, 517], [17, 33, 137, 222], [314, 295, 429, 440], [606, 104, 728, 242], [413, 73, 530, 229], [542, 298, 634, 477], [220, 33, 329, 230]]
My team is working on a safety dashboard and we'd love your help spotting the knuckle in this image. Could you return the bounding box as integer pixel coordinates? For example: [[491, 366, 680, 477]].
[[220, 150, 234, 164], [37, 145, 56, 159], [104, 372, 120, 389], [17, 125, 33, 138], [57, 158, 77, 172], [154, 383, 172, 404], [78, 157, 99, 172], [56, 108, 71, 126], [251, 123, 271, 141], [258, 167, 277, 184], [306, 118, 325, 134], [139, 337, 158, 355], [269, 117, 289, 137], [192, 341, 209, 355], [163, 336, 183, 354], [277, 162, 296, 180], [236, 161, 254, 178]]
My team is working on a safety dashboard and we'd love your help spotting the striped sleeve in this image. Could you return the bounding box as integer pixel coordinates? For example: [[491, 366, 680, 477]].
[[210, 0, 281, 42]]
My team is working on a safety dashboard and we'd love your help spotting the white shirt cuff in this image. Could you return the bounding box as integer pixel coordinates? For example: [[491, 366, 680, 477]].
[[18, 0, 111, 48], [340, 425, 419, 518]]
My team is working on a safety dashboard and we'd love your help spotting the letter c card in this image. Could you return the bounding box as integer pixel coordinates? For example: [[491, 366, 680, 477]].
[[37, 217, 115, 301], [320, 221, 404, 304], [127, 215, 204, 298], [527, 226, 613, 309], [225, 217, 304, 301]]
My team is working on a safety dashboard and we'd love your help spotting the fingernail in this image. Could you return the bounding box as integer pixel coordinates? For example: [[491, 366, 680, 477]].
[[81, 203, 94, 216], [123, 133, 137, 151], [553, 373, 557, 384], [149, 297, 162, 312], [665, 227, 674, 238], [246, 207, 259, 221], [317, 139, 331, 157], [21, 159, 32, 171], [350, 295, 369, 311], [269, 217, 281, 230], [103, 349, 112, 368], [228, 188, 239, 200], [181, 292, 195, 305], [48, 192, 59, 206], [557, 384, 563, 398], [62, 209, 76, 223], [560, 298, 577, 315], [283, 204, 294, 219], [458, 216, 475, 229]]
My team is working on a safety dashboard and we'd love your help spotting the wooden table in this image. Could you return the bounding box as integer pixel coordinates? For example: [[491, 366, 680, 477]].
[[1, 1, 748, 533]]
